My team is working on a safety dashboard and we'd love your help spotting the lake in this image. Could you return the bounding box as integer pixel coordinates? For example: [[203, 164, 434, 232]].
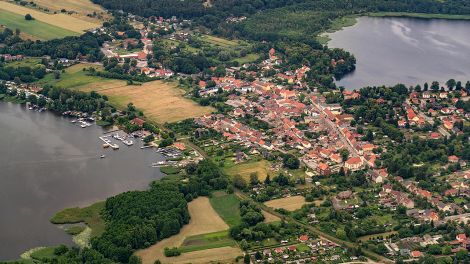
[[0, 102, 165, 260], [328, 16, 470, 89]]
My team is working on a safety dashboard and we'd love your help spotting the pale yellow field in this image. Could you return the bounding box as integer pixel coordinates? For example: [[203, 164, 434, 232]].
[[29, 0, 109, 23], [224, 160, 271, 182], [264, 196, 308, 211], [86, 80, 214, 124], [262, 210, 281, 223], [0, 1, 100, 32], [135, 197, 241, 264]]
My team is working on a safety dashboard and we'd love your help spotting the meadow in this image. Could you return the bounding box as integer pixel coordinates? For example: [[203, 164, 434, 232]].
[[50, 201, 105, 238], [0, 9, 78, 40], [264, 195, 308, 211], [209, 191, 242, 227], [223, 159, 271, 182], [0, 1, 100, 34]]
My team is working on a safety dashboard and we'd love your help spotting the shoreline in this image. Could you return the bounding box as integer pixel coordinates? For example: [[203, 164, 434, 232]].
[[318, 12, 470, 45]]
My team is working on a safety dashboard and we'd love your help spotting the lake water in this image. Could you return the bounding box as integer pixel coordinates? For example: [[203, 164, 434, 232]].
[[328, 16, 470, 89], [0, 102, 164, 260]]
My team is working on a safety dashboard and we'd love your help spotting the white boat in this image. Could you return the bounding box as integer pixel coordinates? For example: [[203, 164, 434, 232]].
[[123, 140, 134, 146], [100, 154, 106, 159]]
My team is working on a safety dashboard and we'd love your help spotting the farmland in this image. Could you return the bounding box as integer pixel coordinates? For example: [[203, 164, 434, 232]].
[[37, 64, 213, 124], [0, 1, 100, 34], [209, 191, 242, 227], [135, 197, 241, 264], [88, 80, 214, 124], [0, 9, 78, 40], [27, 0, 109, 23], [223, 160, 272, 182], [264, 195, 308, 211]]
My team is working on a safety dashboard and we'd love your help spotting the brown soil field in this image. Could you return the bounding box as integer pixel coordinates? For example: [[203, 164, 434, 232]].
[[0, 1, 100, 32], [87, 80, 214, 124], [135, 197, 241, 264], [264, 195, 308, 211]]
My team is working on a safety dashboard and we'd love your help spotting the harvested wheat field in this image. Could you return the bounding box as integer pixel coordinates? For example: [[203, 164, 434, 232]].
[[29, 0, 109, 23], [135, 197, 241, 264], [93, 80, 214, 124], [0, 1, 100, 33], [262, 210, 281, 223], [264, 195, 308, 211]]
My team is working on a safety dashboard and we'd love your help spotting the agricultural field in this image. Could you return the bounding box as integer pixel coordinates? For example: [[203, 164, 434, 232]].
[[200, 34, 240, 48], [5, 57, 42, 67], [209, 191, 242, 227], [88, 80, 214, 124], [179, 230, 237, 253], [38, 64, 213, 124], [223, 160, 272, 182], [135, 197, 241, 264], [0, 9, 78, 40], [26, 0, 109, 23], [264, 195, 308, 211], [0, 1, 100, 34]]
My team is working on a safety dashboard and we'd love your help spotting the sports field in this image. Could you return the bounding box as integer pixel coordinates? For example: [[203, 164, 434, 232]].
[[135, 197, 241, 264], [0, 1, 100, 34], [264, 195, 308, 211], [0, 9, 78, 40]]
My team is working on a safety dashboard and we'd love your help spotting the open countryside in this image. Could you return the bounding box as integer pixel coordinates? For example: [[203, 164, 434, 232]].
[[0, 9, 78, 40], [0, 1, 100, 34]]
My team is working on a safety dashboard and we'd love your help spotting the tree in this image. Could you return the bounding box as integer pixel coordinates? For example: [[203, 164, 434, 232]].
[[431, 81, 440, 92], [243, 254, 250, 264], [446, 79, 456, 90], [249, 172, 259, 186], [233, 174, 247, 189], [340, 148, 350, 162], [25, 14, 34, 20]]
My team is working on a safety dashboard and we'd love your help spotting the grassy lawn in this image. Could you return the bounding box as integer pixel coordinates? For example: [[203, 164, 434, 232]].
[[50, 201, 105, 238], [359, 231, 398, 242], [37, 64, 118, 90], [296, 243, 311, 252], [223, 159, 271, 182], [233, 53, 260, 64], [0, 9, 79, 40], [5, 57, 42, 67], [200, 35, 239, 48], [30, 246, 57, 261], [210, 191, 242, 227], [160, 165, 182, 175], [179, 230, 237, 253]]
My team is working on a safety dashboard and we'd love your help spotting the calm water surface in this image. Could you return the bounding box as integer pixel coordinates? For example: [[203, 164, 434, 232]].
[[0, 102, 164, 260], [328, 17, 470, 89]]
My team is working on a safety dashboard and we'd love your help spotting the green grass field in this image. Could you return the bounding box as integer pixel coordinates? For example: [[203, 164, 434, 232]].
[[179, 230, 237, 253], [36, 64, 115, 90], [0, 9, 79, 40], [200, 35, 239, 48], [50, 201, 105, 238], [210, 191, 242, 227], [5, 57, 42, 67], [30, 247, 57, 261]]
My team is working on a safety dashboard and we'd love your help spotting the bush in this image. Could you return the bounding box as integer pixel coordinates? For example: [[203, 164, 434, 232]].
[[25, 14, 34, 20], [164, 247, 181, 257]]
